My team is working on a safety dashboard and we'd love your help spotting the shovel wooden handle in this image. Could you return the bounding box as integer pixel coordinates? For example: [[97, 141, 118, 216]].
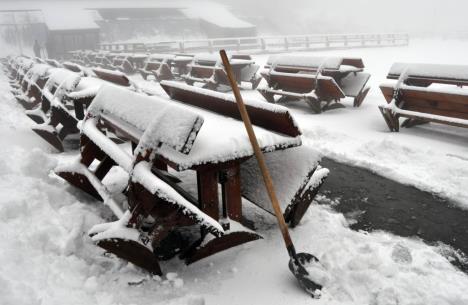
[[219, 50, 295, 253]]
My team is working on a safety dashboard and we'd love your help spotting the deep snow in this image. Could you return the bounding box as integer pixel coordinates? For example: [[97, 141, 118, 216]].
[[1, 40, 468, 305]]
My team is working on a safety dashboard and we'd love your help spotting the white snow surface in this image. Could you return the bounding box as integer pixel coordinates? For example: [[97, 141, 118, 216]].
[[389, 62, 468, 80], [1, 40, 468, 305]]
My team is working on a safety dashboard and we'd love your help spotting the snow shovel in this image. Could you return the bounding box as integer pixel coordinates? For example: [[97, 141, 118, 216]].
[[219, 50, 323, 298]]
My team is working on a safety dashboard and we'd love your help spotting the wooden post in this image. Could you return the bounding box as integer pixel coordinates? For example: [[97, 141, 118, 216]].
[[220, 163, 242, 222], [284, 37, 289, 51], [197, 168, 219, 220]]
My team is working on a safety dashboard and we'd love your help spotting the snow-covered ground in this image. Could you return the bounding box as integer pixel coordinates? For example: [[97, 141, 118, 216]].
[[1, 39, 468, 305]]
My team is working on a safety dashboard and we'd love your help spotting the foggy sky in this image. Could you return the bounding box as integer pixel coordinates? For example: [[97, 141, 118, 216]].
[[1, 0, 467, 36]]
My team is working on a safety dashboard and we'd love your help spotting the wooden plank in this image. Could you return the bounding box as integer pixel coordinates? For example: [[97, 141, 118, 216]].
[[197, 168, 219, 220], [160, 81, 301, 137]]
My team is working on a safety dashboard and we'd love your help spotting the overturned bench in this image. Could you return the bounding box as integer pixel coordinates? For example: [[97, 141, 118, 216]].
[[379, 63, 468, 132], [259, 55, 371, 113]]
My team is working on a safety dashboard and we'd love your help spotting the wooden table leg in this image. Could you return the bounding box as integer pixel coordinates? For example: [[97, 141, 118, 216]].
[[197, 168, 219, 220], [221, 163, 242, 222]]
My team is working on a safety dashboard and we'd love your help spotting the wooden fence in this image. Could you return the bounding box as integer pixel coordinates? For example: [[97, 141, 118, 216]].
[[100, 33, 410, 54]]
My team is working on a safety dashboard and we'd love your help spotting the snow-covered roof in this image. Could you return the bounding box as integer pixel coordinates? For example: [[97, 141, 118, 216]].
[[0, 0, 254, 30], [182, 6, 254, 29]]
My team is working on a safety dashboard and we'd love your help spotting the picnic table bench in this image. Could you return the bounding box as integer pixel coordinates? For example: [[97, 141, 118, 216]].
[[25, 65, 137, 151], [139, 54, 194, 81], [259, 55, 371, 113], [55, 83, 328, 274], [379, 63, 468, 131], [182, 54, 261, 91], [13, 63, 51, 110]]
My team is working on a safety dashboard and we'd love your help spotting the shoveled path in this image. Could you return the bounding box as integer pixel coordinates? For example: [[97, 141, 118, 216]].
[[319, 158, 468, 272]]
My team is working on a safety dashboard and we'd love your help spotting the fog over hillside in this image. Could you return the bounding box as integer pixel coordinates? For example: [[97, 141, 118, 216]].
[[222, 0, 468, 35]]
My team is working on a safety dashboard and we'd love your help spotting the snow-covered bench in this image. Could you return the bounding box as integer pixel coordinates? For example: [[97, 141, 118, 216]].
[[259, 55, 371, 112], [14, 63, 51, 110], [27, 68, 82, 151], [92, 67, 132, 87], [110, 54, 136, 74], [28, 65, 138, 151], [379, 63, 468, 131], [8, 56, 34, 85], [45, 58, 62, 68], [55, 84, 266, 274], [182, 54, 261, 91], [91, 52, 116, 69], [160, 80, 328, 226], [138, 54, 194, 81]]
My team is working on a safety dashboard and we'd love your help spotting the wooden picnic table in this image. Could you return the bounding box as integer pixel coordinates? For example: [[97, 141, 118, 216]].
[[103, 99, 301, 223]]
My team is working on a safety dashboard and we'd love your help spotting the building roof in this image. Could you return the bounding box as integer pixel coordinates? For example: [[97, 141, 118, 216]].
[[0, 0, 254, 29]]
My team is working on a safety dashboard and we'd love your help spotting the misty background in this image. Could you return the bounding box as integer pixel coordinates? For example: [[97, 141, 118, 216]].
[[0, 0, 466, 57]]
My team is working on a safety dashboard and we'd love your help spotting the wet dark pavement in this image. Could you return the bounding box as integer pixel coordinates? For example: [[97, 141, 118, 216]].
[[319, 158, 468, 272]]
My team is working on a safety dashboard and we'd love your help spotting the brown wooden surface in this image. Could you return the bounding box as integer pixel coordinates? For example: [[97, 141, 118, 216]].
[[160, 81, 301, 137]]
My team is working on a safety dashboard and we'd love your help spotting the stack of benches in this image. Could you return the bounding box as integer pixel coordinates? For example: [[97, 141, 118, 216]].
[[139, 53, 194, 81], [5, 56, 139, 151], [258, 55, 371, 113], [49, 81, 328, 274], [379, 63, 468, 131], [182, 54, 262, 91]]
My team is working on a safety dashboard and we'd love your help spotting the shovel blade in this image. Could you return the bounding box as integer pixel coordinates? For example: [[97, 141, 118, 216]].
[[288, 252, 322, 298]]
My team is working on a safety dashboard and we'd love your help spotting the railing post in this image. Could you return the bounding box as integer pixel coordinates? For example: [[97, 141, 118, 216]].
[[237, 39, 241, 52], [325, 36, 330, 48], [305, 36, 310, 49], [260, 38, 266, 51], [343, 35, 348, 46], [208, 40, 213, 53], [377, 34, 381, 45], [361, 34, 365, 46], [392, 34, 396, 45], [284, 37, 289, 51], [179, 41, 185, 53]]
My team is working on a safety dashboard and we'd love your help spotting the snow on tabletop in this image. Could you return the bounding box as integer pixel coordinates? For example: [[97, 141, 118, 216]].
[[389, 62, 468, 80], [46, 68, 81, 91], [241, 145, 324, 213], [155, 103, 302, 170], [88, 84, 204, 154], [132, 161, 224, 234], [268, 55, 344, 70], [147, 54, 176, 62], [67, 77, 110, 99]]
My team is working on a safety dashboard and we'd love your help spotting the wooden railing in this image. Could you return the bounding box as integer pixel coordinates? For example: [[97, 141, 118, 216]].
[[100, 33, 410, 54]]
